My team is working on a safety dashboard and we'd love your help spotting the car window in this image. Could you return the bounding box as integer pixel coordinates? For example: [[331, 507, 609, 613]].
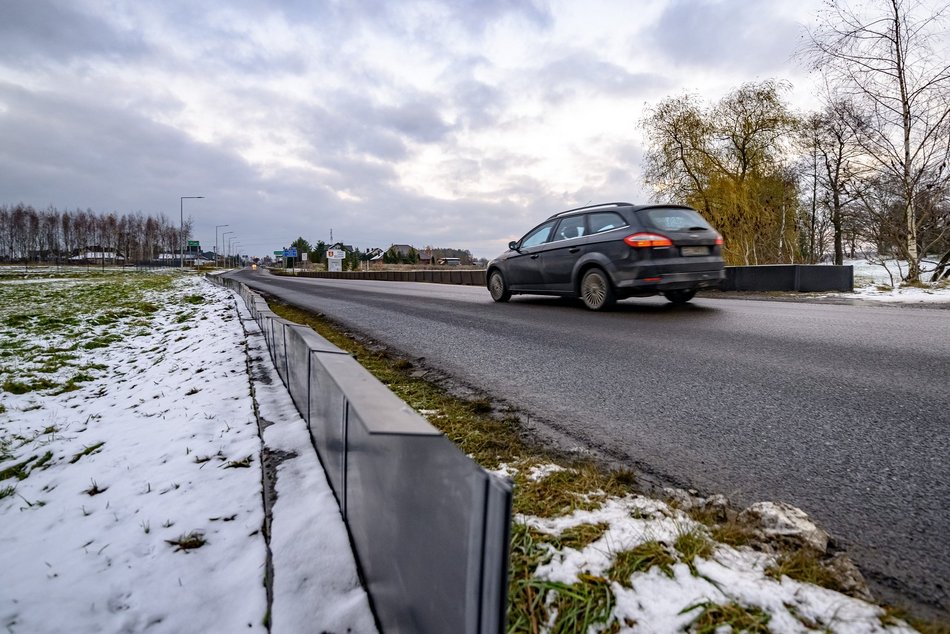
[[520, 220, 556, 248], [640, 207, 712, 231], [588, 212, 627, 234], [553, 216, 587, 242]]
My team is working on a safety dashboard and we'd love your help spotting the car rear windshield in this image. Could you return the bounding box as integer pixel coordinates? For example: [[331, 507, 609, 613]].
[[639, 207, 712, 232]]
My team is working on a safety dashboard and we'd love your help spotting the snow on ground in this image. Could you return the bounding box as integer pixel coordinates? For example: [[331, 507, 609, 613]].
[[238, 287, 377, 633], [842, 259, 950, 304], [519, 494, 914, 634], [0, 271, 375, 633]]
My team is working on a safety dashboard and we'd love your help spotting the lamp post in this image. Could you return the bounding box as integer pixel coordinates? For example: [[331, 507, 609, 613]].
[[180, 196, 204, 268], [232, 243, 242, 267], [221, 230, 234, 267], [215, 224, 229, 269], [227, 237, 238, 268]]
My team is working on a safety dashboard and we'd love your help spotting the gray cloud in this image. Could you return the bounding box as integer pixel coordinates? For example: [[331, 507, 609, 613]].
[[450, 79, 509, 130], [537, 51, 671, 104], [650, 0, 803, 73], [0, 0, 148, 65]]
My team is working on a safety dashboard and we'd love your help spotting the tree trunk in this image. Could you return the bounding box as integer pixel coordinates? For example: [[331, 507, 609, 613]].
[[932, 248, 950, 281]]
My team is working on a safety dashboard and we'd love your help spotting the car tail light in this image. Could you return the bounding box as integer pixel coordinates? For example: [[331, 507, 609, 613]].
[[624, 232, 672, 248], [715, 234, 724, 245]]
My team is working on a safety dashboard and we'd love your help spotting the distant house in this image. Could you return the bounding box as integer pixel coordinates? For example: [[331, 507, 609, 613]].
[[389, 244, 415, 258], [158, 252, 205, 264], [69, 248, 125, 264]]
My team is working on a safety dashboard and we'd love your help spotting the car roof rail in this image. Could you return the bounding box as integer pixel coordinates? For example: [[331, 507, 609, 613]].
[[547, 202, 634, 219]]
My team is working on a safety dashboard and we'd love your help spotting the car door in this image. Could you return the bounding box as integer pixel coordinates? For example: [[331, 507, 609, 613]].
[[541, 215, 589, 292], [506, 220, 555, 290]]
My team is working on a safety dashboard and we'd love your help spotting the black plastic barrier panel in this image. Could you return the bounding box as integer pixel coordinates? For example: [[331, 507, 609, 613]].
[[282, 265, 851, 292], [208, 273, 512, 634]]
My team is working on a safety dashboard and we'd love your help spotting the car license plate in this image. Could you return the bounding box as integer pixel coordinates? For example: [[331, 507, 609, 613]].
[[681, 246, 709, 256]]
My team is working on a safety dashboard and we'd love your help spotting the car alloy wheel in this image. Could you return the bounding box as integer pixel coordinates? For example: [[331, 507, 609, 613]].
[[488, 271, 511, 302], [580, 268, 615, 310]]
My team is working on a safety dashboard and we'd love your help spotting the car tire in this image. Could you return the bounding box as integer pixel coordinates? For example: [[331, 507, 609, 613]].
[[488, 270, 511, 302], [663, 289, 697, 304], [580, 268, 615, 311]]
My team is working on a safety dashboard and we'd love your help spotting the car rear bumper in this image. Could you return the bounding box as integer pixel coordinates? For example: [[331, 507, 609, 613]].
[[614, 268, 725, 292]]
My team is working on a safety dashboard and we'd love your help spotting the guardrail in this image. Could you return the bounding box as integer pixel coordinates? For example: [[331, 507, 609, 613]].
[[721, 265, 853, 292], [207, 274, 513, 634], [283, 268, 489, 286], [275, 265, 854, 292]]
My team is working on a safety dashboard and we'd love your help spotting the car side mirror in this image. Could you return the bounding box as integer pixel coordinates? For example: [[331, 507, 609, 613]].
[[508, 241, 519, 251]]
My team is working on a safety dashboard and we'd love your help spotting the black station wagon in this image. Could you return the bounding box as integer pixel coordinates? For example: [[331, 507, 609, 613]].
[[486, 202, 725, 310]]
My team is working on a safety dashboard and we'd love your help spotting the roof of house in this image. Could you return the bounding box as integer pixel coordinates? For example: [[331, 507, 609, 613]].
[[389, 244, 416, 256]]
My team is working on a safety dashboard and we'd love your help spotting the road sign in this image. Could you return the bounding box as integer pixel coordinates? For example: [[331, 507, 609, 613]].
[[283, 248, 298, 257], [187, 240, 200, 247], [327, 249, 345, 259], [273, 250, 283, 256]]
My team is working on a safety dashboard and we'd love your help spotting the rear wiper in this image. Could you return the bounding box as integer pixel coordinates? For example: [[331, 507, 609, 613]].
[[687, 226, 708, 231]]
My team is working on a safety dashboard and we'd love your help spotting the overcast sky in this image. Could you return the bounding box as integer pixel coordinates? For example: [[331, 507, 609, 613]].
[[1, 0, 836, 258]]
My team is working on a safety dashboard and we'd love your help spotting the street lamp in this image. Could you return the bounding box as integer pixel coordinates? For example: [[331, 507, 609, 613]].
[[221, 230, 234, 262], [232, 243, 242, 267], [215, 224, 229, 269], [180, 196, 204, 268], [227, 236, 238, 268]]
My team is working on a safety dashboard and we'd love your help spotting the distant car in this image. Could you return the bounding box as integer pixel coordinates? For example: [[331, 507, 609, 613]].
[[486, 202, 725, 310]]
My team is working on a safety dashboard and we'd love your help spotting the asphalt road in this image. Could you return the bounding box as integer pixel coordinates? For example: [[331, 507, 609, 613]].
[[228, 268, 950, 618]]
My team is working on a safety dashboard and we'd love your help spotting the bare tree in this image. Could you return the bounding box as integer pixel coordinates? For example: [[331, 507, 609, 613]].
[[798, 101, 866, 264], [0, 205, 205, 266], [39, 206, 60, 262], [804, 0, 950, 281]]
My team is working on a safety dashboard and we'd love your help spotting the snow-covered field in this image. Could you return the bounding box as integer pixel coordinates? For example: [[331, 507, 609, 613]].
[[845, 259, 950, 304], [0, 270, 375, 633], [0, 267, 934, 633]]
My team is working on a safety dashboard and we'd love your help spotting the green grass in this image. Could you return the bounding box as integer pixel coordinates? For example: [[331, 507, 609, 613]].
[[0, 455, 39, 481], [673, 526, 715, 574], [607, 541, 677, 585], [32, 451, 53, 471], [3, 377, 59, 394], [0, 451, 51, 481], [765, 548, 843, 591], [681, 601, 771, 633], [0, 271, 176, 405], [69, 442, 105, 464], [558, 522, 610, 550]]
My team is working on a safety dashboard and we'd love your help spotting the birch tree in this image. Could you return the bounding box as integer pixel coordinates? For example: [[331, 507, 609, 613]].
[[804, 0, 950, 282]]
